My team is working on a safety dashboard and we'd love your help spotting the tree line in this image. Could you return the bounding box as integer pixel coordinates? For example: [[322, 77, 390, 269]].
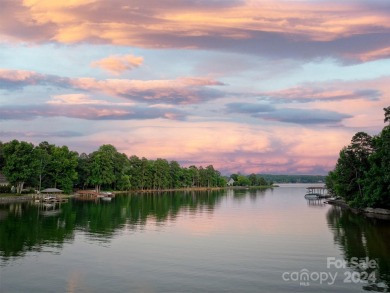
[[258, 174, 325, 184], [0, 141, 228, 194], [326, 106, 390, 208], [229, 173, 273, 186]]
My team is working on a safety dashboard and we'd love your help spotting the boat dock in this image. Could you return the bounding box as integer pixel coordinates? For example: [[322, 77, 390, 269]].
[[74, 190, 114, 202], [305, 186, 330, 199], [41, 196, 68, 203], [74, 190, 99, 201]]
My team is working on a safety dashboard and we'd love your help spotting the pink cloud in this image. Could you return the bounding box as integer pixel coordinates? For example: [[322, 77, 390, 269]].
[[259, 87, 380, 103], [91, 54, 144, 75], [0, 69, 45, 88], [1, 67, 388, 174], [350, 46, 390, 62], [0, 68, 225, 104], [70, 76, 225, 104], [48, 94, 104, 105], [1, 1, 390, 62], [0, 103, 187, 121], [0, 69, 37, 81], [257, 77, 389, 130], [83, 120, 352, 175]]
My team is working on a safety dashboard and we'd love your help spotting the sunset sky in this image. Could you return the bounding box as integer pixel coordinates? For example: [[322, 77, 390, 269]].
[[1, 0, 389, 175]]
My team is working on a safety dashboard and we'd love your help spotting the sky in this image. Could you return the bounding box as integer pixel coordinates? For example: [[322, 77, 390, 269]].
[[0, 0, 389, 175]]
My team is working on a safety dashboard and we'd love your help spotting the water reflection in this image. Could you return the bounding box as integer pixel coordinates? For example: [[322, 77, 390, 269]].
[[327, 206, 390, 291], [228, 188, 267, 203], [306, 198, 327, 207], [2, 189, 257, 261]]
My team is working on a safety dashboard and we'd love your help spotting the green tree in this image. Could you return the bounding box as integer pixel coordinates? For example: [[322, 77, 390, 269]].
[[384, 106, 390, 124], [237, 175, 250, 186], [140, 157, 150, 190], [0, 141, 5, 170], [188, 165, 200, 187], [328, 148, 357, 201], [117, 174, 132, 191], [2, 140, 37, 193], [169, 161, 182, 188], [34, 141, 54, 191], [326, 132, 373, 206], [362, 125, 390, 208], [113, 152, 130, 190], [230, 173, 239, 182], [325, 107, 390, 209], [153, 158, 170, 189], [128, 155, 143, 190], [75, 153, 90, 190], [87, 145, 117, 192], [199, 166, 208, 187], [217, 176, 227, 187], [257, 176, 268, 186], [248, 173, 257, 186], [205, 165, 216, 187], [47, 145, 78, 193]]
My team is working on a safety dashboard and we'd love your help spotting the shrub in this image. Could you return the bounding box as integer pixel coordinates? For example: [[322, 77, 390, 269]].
[[0, 185, 12, 193], [21, 188, 36, 194]]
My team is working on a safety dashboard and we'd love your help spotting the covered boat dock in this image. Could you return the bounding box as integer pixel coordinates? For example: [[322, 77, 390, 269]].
[[305, 186, 330, 199]]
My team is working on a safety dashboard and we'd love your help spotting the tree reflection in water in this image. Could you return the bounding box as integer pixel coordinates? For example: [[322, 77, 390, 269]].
[[327, 206, 390, 292], [0, 190, 239, 261]]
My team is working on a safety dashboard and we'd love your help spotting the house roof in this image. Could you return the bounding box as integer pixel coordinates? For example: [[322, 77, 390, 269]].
[[0, 173, 9, 184], [41, 188, 63, 193]]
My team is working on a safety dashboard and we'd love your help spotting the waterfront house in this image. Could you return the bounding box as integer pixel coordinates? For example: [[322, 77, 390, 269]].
[[0, 173, 9, 186], [227, 178, 235, 186]]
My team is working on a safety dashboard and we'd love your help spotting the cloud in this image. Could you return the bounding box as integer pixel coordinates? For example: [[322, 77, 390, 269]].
[[91, 54, 144, 75], [225, 100, 353, 125], [225, 102, 274, 114], [70, 77, 225, 104], [0, 0, 56, 42], [90, 120, 351, 175], [0, 69, 225, 104], [2, 0, 390, 62], [0, 69, 71, 91], [0, 69, 47, 90], [47, 94, 107, 105], [0, 104, 187, 121], [253, 108, 352, 125], [47, 93, 137, 106], [225, 101, 352, 125], [0, 130, 83, 138], [353, 46, 390, 62], [259, 87, 381, 103]]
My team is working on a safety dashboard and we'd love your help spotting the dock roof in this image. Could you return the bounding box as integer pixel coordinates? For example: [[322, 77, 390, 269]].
[[41, 188, 63, 193]]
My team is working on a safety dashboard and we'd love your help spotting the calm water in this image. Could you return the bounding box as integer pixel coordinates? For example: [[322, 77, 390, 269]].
[[1, 184, 389, 292]]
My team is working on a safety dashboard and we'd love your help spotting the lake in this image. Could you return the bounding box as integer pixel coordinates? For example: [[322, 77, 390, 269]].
[[1, 184, 389, 292]]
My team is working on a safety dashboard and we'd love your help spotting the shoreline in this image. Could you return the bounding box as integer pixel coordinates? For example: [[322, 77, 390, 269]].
[[0, 185, 275, 203], [118, 185, 274, 194], [326, 199, 390, 220]]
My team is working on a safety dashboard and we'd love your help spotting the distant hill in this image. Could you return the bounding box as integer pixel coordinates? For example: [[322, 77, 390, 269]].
[[258, 174, 325, 184]]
